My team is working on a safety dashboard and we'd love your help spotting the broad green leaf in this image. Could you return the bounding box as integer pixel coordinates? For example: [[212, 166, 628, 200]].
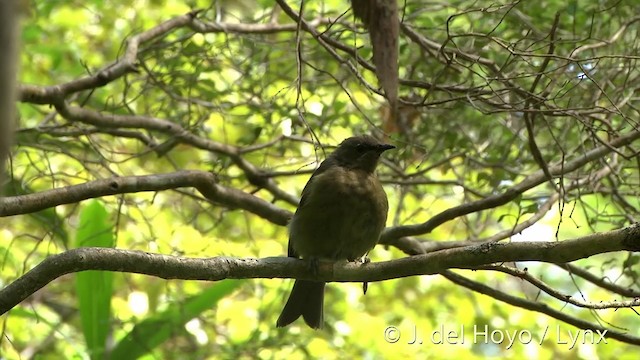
[[110, 280, 242, 360], [75, 200, 115, 360]]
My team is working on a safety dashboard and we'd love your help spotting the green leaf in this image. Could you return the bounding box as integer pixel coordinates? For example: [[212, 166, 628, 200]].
[[521, 202, 540, 215], [110, 280, 242, 360], [75, 200, 115, 360]]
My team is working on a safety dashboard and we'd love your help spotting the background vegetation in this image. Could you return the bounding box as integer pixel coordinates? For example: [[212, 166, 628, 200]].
[[1, 0, 639, 358]]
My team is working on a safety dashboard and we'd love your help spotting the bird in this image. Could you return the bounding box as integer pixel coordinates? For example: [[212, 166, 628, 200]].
[[276, 135, 394, 329]]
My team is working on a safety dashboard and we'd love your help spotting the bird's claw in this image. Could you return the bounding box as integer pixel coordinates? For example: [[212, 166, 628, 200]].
[[347, 256, 370, 265]]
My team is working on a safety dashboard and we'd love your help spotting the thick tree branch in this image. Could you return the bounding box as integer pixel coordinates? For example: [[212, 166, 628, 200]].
[[1, 224, 638, 315], [0, 170, 291, 225]]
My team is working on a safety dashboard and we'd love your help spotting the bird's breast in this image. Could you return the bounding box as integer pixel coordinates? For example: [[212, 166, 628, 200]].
[[289, 166, 389, 260]]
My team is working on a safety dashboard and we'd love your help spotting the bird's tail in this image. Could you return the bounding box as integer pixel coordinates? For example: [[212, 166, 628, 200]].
[[276, 280, 325, 329]]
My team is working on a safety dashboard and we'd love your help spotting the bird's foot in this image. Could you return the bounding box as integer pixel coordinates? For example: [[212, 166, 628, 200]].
[[308, 257, 320, 277], [347, 256, 370, 264], [347, 256, 371, 295]]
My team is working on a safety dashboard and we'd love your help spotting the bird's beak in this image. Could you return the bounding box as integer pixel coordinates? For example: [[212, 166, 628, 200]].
[[377, 144, 395, 152]]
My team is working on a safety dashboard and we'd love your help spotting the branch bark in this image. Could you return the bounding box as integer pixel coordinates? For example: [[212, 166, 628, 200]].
[[0, 170, 292, 225], [1, 224, 638, 315]]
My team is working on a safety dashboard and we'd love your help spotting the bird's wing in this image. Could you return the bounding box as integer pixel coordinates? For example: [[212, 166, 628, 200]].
[[287, 157, 338, 258], [287, 238, 297, 258], [297, 157, 337, 210]]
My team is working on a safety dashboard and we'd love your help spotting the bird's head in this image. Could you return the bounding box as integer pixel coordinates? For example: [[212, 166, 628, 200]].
[[330, 135, 395, 173]]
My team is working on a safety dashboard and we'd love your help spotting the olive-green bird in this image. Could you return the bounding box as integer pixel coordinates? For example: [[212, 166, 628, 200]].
[[276, 135, 394, 329]]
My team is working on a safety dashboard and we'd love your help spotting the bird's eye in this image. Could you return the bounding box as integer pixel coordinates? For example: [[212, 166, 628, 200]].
[[355, 143, 367, 152]]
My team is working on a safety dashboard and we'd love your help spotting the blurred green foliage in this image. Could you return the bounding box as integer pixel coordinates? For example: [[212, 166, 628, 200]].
[[1, 0, 639, 358]]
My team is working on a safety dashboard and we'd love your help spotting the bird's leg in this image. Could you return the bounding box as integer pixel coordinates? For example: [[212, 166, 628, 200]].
[[361, 254, 371, 294], [346, 255, 371, 295], [308, 257, 320, 277]]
